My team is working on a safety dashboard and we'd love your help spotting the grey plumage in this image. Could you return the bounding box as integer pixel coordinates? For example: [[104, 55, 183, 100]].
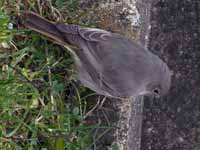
[[23, 11, 171, 98]]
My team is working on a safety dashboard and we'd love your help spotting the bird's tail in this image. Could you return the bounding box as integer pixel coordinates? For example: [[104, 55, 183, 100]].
[[22, 11, 66, 44]]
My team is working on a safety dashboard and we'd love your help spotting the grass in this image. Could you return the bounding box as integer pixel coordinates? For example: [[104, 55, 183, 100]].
[[0, 0, 114, 149]]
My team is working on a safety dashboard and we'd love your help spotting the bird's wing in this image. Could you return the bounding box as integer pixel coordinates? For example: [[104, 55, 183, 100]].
[[78, 27, 112, 42], [56, 24, 112, 42], [56, 24, 153, 97]]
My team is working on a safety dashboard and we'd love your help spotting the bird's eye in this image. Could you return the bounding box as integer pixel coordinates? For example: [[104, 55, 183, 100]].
[[153, 88, 160, 95]]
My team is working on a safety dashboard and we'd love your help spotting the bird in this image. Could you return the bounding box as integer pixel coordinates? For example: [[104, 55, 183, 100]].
[[23, 11, 171, 99]]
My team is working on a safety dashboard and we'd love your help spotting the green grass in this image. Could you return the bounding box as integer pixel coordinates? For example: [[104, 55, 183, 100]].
[[0, 0, 118, 149], [0, 1, 98, 149]]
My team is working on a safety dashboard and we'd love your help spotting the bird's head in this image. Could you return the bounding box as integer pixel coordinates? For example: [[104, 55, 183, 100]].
[[139, 59, 172, 99]]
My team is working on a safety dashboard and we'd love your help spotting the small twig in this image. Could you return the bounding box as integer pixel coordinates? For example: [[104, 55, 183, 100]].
[[83, 96, 102, 119], [38, 97, 45, 106], [45, 46, 55, 112], [37, 0, 42, 15], [82, 93, 98, 100], [51, 57, 63, 67], [8, 65, 38, 90], [92, 119, 101, 150], [100, 108, 111, 125], [89, 127, 112, 149], [3, 109, 29, 138], [97, 96, 107, 110], [73, 83, 83, 117]]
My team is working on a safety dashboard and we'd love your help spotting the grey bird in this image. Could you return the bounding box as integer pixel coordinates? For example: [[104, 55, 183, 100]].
[[23, 11, 171, 99]]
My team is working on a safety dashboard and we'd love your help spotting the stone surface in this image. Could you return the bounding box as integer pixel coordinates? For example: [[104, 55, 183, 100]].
[[80, 0, 140, 39], [141, 0, 200, 150]]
